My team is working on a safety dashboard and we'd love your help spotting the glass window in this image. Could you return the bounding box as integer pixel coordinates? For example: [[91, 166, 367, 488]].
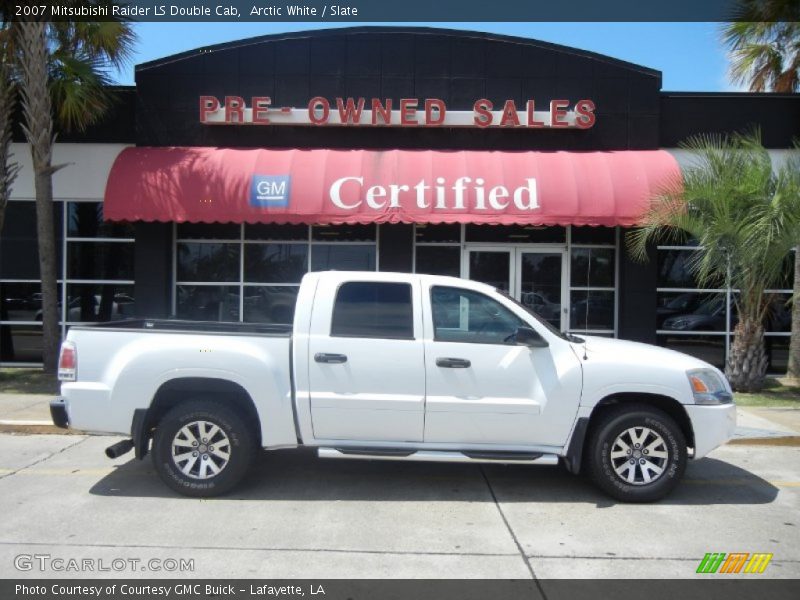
[[656, 249, 723, 288], [570, 290, 615, 330], [468, 251, 510, 292], [571, 226, 616, 245], [0, 283, 42, 321], [175, 285, 240, 322], [311, 245, 375, 271], [331, 282, 413, 339], [67, 242, 134, 280], [657, 334, 726, 369], [245, 223, 308, 241], [465, 225, 566, 243], [0, 325, 43, 362], [415, 224, 460, 243], [65, 284, 135, 322], [431, 286, 526, 345], [176, 243, 240, 282], [0, 201, 63, 279], [245, 244, 308, 283], [176, 223, 240, 240], [571, 248, 615, 288], [312, 224, 376, 241], [764, 293, 791, 333], [67, 202, 134, 238], [658, 292, 727, 332], [415, 246, 460, 277], [765, 335, 789, 373], [243, 286, 299, 324]]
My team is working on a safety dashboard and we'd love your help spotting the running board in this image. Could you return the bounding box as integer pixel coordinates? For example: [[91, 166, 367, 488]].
[[317, 448, 559, 465]]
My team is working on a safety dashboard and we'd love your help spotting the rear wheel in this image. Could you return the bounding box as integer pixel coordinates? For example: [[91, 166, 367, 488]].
[[587, 405, 687, 502], [152, 399, 255, 497]]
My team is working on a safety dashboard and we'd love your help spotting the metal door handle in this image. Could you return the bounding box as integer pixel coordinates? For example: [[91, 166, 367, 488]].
[[436, 357, 471, 368], [315, 353, 348, 364]]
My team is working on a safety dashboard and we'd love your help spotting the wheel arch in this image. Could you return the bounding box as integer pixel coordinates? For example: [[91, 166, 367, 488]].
[[564, 392, 694, 474], [136, 377, 262, 459]]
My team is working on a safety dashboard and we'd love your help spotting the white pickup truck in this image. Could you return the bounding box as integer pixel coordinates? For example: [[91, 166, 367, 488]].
[[51, 271, 736, 502]]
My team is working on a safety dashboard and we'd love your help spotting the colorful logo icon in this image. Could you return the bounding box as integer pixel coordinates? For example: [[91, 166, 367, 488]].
[[696, 552, 773, 574], [251, 175, 291, 207]]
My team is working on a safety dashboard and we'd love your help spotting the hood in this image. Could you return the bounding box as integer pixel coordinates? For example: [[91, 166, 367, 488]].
[[577, 335, 718, 372]]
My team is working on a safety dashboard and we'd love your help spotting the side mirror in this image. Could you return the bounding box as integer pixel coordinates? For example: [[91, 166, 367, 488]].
[[515, 326, 549, 348]]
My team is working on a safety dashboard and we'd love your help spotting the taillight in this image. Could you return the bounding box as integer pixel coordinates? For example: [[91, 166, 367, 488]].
[[58, 341, 77, 381]]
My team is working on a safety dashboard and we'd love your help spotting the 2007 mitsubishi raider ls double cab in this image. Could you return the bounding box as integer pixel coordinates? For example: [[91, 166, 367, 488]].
[[50, 271, 736, 502]]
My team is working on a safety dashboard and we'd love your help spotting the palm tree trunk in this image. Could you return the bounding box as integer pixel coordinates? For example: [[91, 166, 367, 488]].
[[0, 42, 18, 233], [726, 318, 769, 392], [787, 247, 800, 382], [17, 22, 60, 373]]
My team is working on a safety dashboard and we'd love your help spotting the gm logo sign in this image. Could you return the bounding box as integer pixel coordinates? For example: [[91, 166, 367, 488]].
[[250, 175, 291, 207]]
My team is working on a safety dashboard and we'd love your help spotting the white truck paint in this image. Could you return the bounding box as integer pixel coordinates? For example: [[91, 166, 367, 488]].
[[52, 271, 736, 501]]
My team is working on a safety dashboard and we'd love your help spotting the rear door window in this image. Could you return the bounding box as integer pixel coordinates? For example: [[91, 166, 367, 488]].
[[331, 282, 414, 339]]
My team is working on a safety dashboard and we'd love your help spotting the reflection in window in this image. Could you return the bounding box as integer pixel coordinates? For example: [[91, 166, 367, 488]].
[[245, 244, 308, 283], [0, 325, 43, 362], [311, 245, 375, 271], [570, 290, 615, 330], [243, 286, 299, 324], [65, 284, 135, 322], [68, 242, 134, 280], [415, 246, 460, 277], [331, 282, 413, 339], [571, 248, 615, 288], [431, 286, 525, 345], [177, 243, 240, 282], [68, 202, 133, 238], [176, 286, 240, 322]]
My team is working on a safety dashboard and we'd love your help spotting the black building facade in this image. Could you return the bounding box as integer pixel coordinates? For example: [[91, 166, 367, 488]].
[[1, 27, 799, 370]]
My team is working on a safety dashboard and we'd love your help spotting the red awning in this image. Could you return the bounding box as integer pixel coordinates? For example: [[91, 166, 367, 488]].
[[103, 147, 680, 227]]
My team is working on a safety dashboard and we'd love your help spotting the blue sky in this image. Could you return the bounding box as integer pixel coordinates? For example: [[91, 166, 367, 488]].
[[115, 22, 736, 92]]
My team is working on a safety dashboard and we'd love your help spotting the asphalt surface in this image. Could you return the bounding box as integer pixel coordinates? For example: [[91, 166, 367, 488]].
[[0, 434, 798, 579]]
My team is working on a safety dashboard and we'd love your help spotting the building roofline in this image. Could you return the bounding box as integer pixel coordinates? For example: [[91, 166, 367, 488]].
[[135, 25, 662, 79], [661, 91, 800, 99]]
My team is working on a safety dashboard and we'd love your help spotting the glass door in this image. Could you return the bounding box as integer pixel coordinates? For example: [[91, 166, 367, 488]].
[[516, 249, 567, 330], [465, 248, 513, 294], [464, 246, 568, 330]]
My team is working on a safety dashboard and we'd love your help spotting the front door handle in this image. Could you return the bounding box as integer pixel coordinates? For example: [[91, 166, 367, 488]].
[[314, 353, 348, 364], [436, 357, 471, 368]]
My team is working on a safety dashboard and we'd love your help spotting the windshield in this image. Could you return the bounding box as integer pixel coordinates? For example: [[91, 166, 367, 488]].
[[497, 289, 577, 342]]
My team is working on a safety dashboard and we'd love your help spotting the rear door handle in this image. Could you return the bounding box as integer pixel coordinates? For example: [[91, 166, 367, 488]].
[[436, 357, 471, 368], [314, 353, 348, 364]]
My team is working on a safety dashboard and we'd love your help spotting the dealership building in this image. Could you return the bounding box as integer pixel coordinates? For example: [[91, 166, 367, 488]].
[[1, 27, 799, 368]]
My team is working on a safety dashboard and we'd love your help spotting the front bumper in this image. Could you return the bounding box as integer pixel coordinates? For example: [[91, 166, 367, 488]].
[[50, 398, 69, 429], [685, 403, 737, 459]]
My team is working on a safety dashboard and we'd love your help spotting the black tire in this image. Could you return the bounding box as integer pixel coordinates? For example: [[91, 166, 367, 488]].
[[587, 405, 687, 502], [152, 399, 256, 497]]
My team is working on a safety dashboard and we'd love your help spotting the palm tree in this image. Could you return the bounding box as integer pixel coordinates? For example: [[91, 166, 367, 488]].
[[12, 16, 135, 372], [722, 1, 800, 381], [628, 132, 800, 392]]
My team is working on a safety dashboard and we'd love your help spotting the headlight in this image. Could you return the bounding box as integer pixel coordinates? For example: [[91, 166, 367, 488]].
[[686, 368, 733, 405]]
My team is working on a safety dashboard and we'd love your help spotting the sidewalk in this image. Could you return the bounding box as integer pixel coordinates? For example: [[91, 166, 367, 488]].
[[0, 391, 798, 443]]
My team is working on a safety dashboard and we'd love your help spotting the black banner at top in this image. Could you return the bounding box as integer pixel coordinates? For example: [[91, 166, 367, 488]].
[[2, 0, 797, 23]]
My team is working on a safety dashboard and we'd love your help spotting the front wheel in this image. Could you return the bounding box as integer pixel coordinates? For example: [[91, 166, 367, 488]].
[[152, 399, 256, 497], [587, 405, 687, 502]]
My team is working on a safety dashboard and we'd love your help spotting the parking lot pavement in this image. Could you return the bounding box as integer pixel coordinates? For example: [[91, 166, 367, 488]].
[[0, 433, 798, 579]]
